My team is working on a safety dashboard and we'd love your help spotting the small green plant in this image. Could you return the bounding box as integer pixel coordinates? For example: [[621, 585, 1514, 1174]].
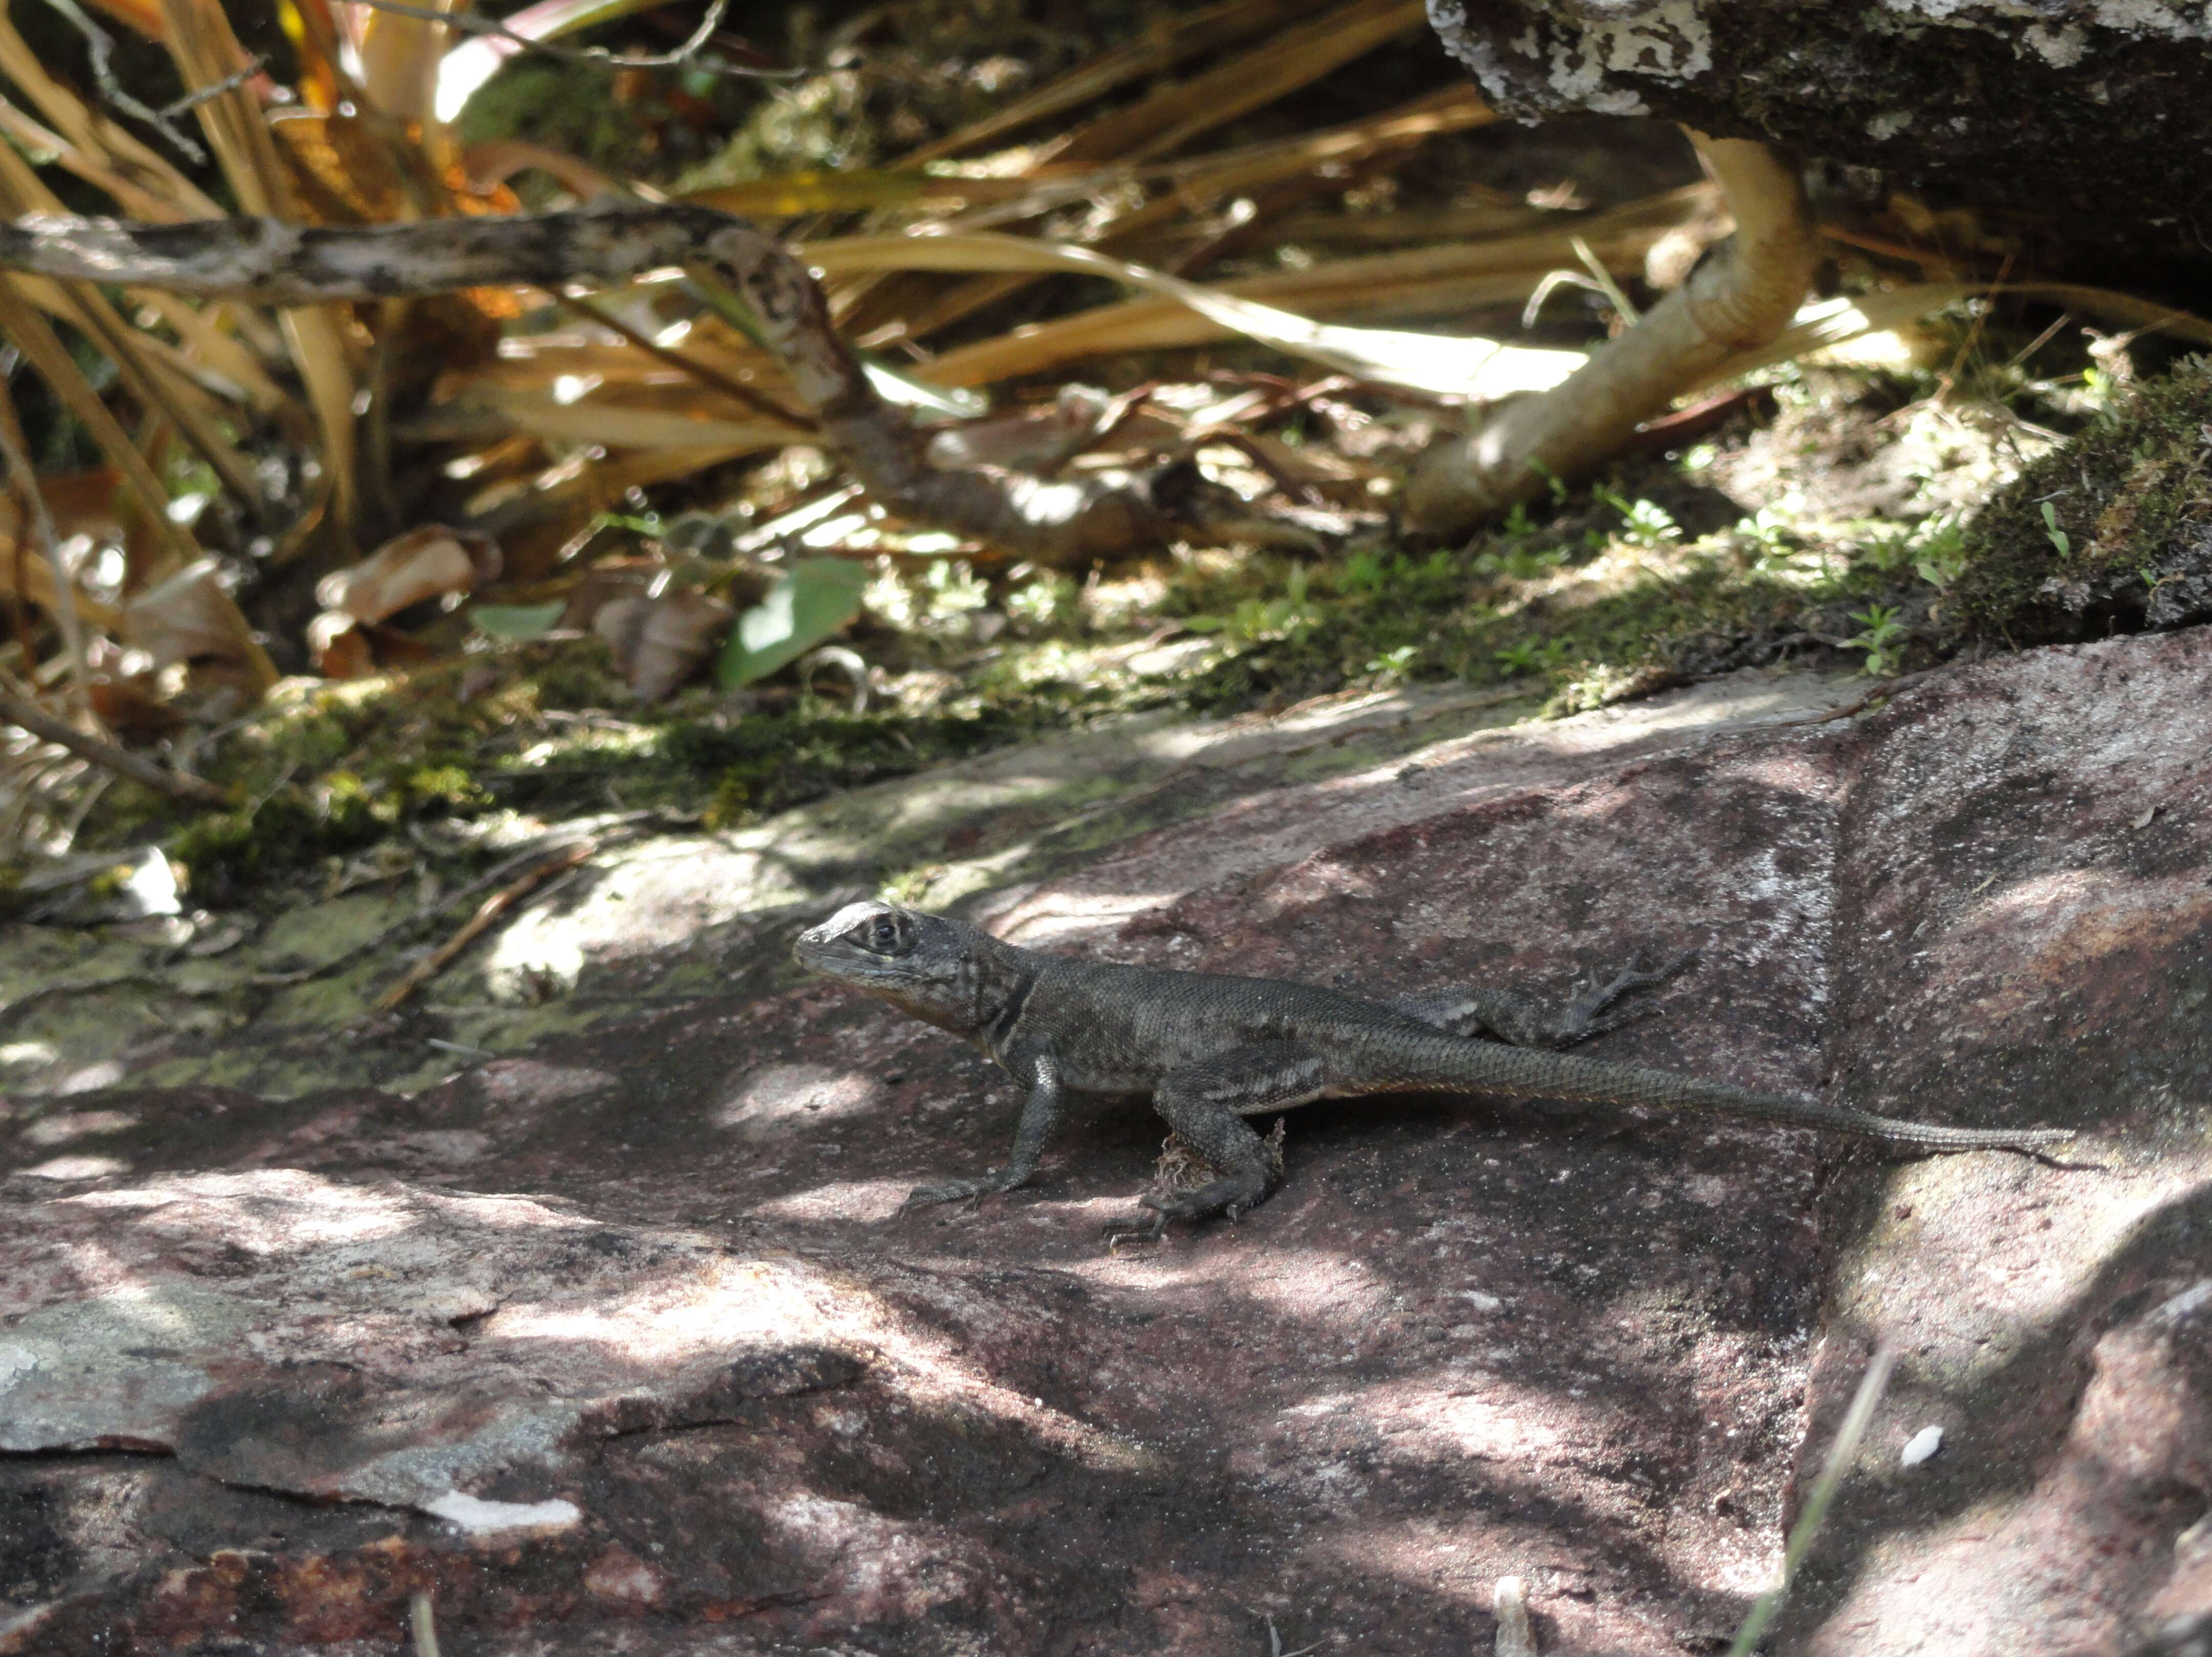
[[1365, 644, 1419, 681], [1844, 602, 1907, 676], [1005, 572, 1079, 630], [1733, 494, 1803, 563], [1472, 542, 1568, 582], [1184, 564, 1319, 645], [1501, 502, 1537, 537], [1494, 636, 1573, 678], [1336, 548, 1387, 596], [2039, 500, 2071, 557], [1910, 513, 1968, 589], [1592, 483, 1681, 548]]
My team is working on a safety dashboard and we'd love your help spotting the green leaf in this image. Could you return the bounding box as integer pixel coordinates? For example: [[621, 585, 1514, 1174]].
[[471, 601, 567, 640], [716, 559, 870, 687]]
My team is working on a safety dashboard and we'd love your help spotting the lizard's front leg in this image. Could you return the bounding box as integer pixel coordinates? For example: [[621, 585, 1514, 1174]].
[[1390, 951, 1696, 1048], [1103, 1042, 1326, 1248], [903, 1049, 1066, 1210]]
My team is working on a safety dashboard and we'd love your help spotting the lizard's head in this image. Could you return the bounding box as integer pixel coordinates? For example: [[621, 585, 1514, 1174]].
[[793, 900, 999, 1032]]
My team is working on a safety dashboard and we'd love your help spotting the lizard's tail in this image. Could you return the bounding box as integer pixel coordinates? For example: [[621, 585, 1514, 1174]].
[[1379, 1035, 2074, 1153]]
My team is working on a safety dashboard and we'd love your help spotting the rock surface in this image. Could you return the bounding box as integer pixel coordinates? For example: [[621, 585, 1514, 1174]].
[[1426, 0, 2212, 278], [3, 632, 2209, 1655]]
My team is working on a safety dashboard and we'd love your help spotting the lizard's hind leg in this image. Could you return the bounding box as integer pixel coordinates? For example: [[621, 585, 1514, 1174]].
[[1103, 1042, 1326, 1249], [1391, 951, 1696, 1049]]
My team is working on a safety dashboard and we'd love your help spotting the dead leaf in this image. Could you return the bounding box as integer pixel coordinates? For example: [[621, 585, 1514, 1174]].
[[122, 557, 279, 696], [593, 590, 733, 701], [87, 673, 184, 741], [317, 525, 502, 625], [307, 611, 376, 679]]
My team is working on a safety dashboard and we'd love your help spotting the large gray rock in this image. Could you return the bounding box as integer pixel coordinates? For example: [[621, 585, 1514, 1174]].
[[1427, 0, 2212, 274], [3, 632, 2207, 1654]]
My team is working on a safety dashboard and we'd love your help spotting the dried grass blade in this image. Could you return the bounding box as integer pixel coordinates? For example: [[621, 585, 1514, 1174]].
[[357, 0, 458, 126], [902, 0, 1338, 164], [1698, 281, 2212, 390], [161, 0, 360, 540], [0, 275, 202, 569], [804, 210, 1695, 392], [683, 170, 1057, 219], [464, 391, 803, 451], [862, 84, 1497, 344], [0, 13, 221, 219], [0, 145, 267, 508], [1057, 0, 1427, 166]]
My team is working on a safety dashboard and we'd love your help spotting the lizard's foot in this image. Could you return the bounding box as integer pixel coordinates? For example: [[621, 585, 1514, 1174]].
[[1102, 1172, 1269, 1250], [1101, 1205, 1169, 1252], [1552, 950, 1698, 1045], [901, 1169, 1022, 1211]]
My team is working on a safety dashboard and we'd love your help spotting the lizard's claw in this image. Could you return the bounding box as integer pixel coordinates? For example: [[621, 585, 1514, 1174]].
[[902, 1171, 1010, 1211], [1101, 1199, 1171, 1252]]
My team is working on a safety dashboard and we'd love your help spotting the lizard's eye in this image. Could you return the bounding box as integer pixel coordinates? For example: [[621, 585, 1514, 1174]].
[[868, 916, 901, 951]]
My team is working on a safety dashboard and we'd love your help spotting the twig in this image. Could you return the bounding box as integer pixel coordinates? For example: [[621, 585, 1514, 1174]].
[[1724, 1343, 1895, 1656], [159, 58, 264, 121], [343, 0, 785, 76], [1412, 134, 1820, 532], [409, 1591, 441, 1657], [35, 0, 210, 163], [372, 838, 597, 1012], [0, 680, 229, 807], [1764, 668, 1939, 728], [550, 291, 810, 426], [0, 206, 1273, 566]]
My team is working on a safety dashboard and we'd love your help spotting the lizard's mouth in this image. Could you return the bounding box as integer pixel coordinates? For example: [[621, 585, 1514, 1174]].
[[792, 925, 897, 983]]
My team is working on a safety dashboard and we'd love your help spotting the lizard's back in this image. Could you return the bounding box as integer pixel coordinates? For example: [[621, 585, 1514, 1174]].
[[1017, 953, 1433, 1093]]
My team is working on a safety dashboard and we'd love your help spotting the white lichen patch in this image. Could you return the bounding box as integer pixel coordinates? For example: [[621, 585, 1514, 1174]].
[[2092, 0, 2211, 38], [423, 1492, 583, 1534], [1592, 0, 1715, 78], [2022, 20, 2090, 61]]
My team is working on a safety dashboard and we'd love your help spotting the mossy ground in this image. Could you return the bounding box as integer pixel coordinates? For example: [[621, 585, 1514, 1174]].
[[1952, 355, 2212, 642], [50, 311, 2193, 914]]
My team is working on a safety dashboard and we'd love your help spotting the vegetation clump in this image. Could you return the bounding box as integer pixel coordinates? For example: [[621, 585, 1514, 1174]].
[[1951, 355, 2212, 643]]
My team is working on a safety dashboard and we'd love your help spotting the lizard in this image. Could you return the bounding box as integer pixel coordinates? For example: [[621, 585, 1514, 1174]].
[[793, 900, 2075, 1245]]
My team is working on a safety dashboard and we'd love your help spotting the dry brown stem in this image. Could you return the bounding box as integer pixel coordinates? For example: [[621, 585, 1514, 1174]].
[[0, 681, 228, 807], [1406, 133, 1820, 535], [0, 203, 1275, 566], [372, 837, 597, 1012]]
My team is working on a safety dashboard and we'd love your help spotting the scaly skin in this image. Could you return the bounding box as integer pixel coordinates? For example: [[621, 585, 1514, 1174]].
[[793, 901, 2074, 1244]]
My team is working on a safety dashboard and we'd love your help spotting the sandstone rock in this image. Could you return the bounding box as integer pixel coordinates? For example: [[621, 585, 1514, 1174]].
[[4, 631, 2208, 1653]]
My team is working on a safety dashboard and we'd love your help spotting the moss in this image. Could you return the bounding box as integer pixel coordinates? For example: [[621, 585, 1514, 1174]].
[[665, 705, 1053, 829], [1951, 356, 2212, 642]]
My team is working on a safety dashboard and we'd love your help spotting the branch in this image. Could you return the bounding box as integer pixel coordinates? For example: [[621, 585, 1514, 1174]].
[[0, 203, 1262, 566], [0, 682, 230, 807], [344, 0, 786, 76], [35, 0, 212, 164], [1406, 134, 1820, 535]]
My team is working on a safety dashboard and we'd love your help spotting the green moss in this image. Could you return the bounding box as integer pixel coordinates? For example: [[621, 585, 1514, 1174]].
[[665, 706, 1051, 829], [1951, 355, 2212, 642]]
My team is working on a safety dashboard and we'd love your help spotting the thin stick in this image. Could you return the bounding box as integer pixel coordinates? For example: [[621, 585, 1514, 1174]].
[[0, 679, 228, 806], [1725, 1342, 1897, 1657], [372, 839, 595, 1012], [551, 291, 810, 426], [345, 0, 780, 76], [409, 1591, 442, 1657]]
